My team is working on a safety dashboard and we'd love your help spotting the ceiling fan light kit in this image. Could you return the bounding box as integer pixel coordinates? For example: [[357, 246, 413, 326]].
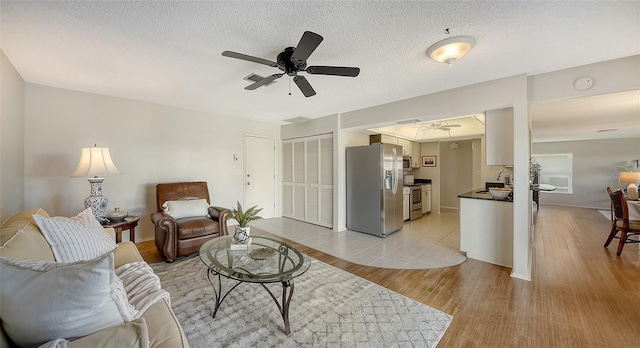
[[222, 31, 360, 97], [427, 36, 475, 64]]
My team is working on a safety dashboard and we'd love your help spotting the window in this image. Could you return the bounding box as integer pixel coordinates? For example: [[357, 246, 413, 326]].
[[532, 153, 573, 194]]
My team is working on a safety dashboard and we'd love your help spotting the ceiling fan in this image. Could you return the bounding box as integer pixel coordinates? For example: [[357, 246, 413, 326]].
[[222, 31, 360, 97], [422, 122, 462, 131]]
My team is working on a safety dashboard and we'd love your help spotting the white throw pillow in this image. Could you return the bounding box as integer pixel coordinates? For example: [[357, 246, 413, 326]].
[[33, 208, 116, 262], [0, 253, 135, 347], [162, 199, 209, 219]]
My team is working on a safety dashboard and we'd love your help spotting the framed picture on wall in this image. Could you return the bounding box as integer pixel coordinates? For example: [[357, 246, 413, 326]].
[[422, 156, 437, 167]]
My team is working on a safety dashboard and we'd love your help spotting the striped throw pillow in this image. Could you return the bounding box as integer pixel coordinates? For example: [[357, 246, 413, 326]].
[[33, 208, 116, 262]]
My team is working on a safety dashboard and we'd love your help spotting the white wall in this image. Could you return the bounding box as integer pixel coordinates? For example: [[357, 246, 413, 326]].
[[440, 140, 474, 209], [529, 55, 640, 103], [533, 138, 640, 209], [0, 49, 26, 221], [23, 84, 281, 241]]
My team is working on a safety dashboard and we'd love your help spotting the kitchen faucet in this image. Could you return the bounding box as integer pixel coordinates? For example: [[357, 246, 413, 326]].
[[497, 169, 513, 185]]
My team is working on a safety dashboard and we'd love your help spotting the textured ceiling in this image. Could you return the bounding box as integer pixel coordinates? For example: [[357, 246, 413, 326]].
[[1, 1, 639, 137]]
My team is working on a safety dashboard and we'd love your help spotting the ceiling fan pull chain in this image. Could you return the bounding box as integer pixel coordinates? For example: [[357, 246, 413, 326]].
[[289, 77, 292, 95]]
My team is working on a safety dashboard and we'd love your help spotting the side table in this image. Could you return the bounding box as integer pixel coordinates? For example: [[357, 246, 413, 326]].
[[103, 216, 140, 243]]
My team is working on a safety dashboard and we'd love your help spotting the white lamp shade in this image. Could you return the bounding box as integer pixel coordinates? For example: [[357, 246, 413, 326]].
[[71, 146, 121, 178], [427, 36, 475, 64], [619, 171, 640, 200], [619, 171, 640, 184]]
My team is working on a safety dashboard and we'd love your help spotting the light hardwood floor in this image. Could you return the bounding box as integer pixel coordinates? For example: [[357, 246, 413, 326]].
[[137, 205, 640, 347]]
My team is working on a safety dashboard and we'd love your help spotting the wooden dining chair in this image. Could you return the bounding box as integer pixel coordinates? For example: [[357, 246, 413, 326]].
[[605, 187, 640, 256]]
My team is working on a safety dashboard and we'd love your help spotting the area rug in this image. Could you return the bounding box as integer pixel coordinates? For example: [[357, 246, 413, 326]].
[[151, 255, 452, 347]]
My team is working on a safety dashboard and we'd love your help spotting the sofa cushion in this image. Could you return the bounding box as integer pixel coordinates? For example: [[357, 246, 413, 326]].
[[162, 199, 209, 220], [33, 208, 116, 262], [66, 318, 150, 348], [141, 299, 190, 348], [0, 252, 133, 347], [114, 241, 145, 268], [0, 208, 55, 261], [176, 217, 220, 239]]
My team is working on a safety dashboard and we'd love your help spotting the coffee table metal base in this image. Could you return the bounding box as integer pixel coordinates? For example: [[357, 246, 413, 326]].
[[206, 269, 295, 335]]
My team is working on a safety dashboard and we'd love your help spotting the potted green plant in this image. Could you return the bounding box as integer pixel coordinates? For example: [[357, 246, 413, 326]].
[[230, 201, 263, 244], [530, 158, 541, 185]]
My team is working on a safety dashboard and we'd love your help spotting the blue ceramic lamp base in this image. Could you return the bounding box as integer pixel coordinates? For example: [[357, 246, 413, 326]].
[[85, 177, 109, 224]]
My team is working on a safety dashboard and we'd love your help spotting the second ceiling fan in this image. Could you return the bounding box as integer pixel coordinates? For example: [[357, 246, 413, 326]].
[[222, 31, 360, 97]]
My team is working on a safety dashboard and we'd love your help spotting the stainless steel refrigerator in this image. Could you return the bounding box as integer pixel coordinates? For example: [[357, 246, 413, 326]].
[[346, 143, 403, 237]]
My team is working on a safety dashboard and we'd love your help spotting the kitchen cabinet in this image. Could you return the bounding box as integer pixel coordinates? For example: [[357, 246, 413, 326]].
[[396, 138, 411, 157], [485, 108, 514, 166], [282, 134, 333, 228], [421, 184, 431, 213], [371, 134, 416, 160], [412, 142, 421, 168], [459, 197, 513, 267], [370, 134, 397, 145], [403, 187, 410, 221]]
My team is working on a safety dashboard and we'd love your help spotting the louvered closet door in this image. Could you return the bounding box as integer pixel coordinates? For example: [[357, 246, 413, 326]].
[[293, 141, 306, 220], [306, 139, 319, 223], [319, 137, 333, 227], [281, 134, 333, 228], [282, 142, 293, 217]]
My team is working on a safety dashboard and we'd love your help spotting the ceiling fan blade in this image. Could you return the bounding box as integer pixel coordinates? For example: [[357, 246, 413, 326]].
[[293, 76, 316, 97], [291, 31, 323, 64], [222, 51, 278, 67], [306, 66, 360, 77], [245, 74, 283, 90]]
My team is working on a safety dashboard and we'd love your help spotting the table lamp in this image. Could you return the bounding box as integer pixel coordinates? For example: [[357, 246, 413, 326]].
[[71, 145, 121, 223], [619, 171, 640, 201]]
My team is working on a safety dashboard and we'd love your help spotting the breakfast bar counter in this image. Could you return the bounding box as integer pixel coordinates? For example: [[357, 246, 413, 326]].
[[458, 190, 514, 268], [458, 189, 513, 202]]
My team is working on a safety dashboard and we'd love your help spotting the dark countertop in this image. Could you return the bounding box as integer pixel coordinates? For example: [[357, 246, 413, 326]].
[[458, 189, 513, 202], [414, 179, 432, 184], [403, 179, 432, 187]]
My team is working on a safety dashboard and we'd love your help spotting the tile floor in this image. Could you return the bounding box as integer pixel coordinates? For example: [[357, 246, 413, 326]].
[[251, 208, 467, 269]]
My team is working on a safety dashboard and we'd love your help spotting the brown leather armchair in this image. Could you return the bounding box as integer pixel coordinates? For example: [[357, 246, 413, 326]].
[[151, 182, 230, 262]]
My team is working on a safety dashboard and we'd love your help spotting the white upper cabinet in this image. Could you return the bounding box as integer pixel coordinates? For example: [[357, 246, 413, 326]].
[[396, 138, 411, 157], [411, 142, 421, 168], [485, 108, 514, 166], [370, 134, 397, 144], [370, 134, 414, 158]]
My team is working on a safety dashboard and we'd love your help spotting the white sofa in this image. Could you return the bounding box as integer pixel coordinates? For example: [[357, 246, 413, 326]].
[[0, 209, 189, 348]]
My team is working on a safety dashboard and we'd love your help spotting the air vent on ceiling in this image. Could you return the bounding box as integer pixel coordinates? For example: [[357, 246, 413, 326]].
[[283, 116, 311, 123], [596, 128, 618, 133], [397, 119, 422, 125], [244, 73, 277, 86]]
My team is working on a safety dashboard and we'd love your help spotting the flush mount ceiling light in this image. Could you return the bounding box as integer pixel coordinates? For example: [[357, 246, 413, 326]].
[[427, 36, 475, 64]]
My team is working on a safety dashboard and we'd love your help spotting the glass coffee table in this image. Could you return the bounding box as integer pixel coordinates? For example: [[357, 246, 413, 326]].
[[199, 235, 311, 335]]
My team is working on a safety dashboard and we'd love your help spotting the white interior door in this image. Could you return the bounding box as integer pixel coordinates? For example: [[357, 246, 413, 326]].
[[245, 135, 275, 218]]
